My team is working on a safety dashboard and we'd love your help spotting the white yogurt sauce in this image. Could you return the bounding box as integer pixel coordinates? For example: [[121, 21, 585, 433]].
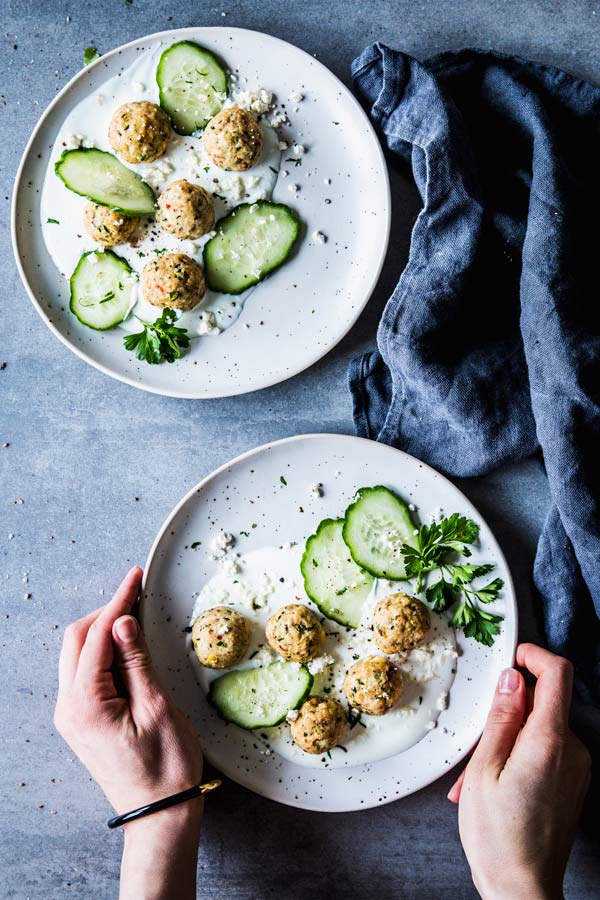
[[190, 545, 457, 769], [40, 44, 282, 337]]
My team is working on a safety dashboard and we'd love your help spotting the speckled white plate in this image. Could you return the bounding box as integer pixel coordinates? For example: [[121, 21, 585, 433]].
[[141, 434, 517, 812], [12, 27, 390, 398]]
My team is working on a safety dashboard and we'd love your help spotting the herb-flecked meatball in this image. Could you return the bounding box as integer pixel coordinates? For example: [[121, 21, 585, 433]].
[[373, 592, 431, 654], [203, 107, 263, 171], [265, 604, 325, 663], [343, 655, 404, 716], [141, 252, 205, 311], [108, 101, 171, 164], [289, 696, 346, 754], [156, 180, 215, 239], [191, 606, 251, 669], [83, 201, 140, 246]]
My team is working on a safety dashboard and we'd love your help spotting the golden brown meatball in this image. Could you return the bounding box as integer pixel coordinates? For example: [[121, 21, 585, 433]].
[[141, 252, 205, 311], [108, 101, 171, 164], [83, 201, 140, 246], [289, 696, 346, 754], [343, 655, 404, 716], [265, 605, 325, 663], [203, 107, 263, 171], [191, 606, 251, 669], [373, 593, 431, 654], [156, 180, 215, 239]]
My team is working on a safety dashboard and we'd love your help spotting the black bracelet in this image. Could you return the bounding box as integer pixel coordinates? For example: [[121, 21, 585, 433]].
[[107, 779, 222, 829]]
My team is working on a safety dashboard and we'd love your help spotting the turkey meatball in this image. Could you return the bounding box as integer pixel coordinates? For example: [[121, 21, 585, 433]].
[[191, 606, 251, 669], [265, 604, 325, 663], [156, 180, 215, 239], [343, 655, 404, 716], [203, 107, 263, 171], [289, 696, 346, 754], [373, 592, 430, 654], [141, 252, 205, 311], [108, 101, 171, 164], [83, 202, 140, 246]]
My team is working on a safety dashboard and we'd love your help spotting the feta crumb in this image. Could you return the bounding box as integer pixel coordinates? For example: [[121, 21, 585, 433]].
[[220, 557, 240, 577], [286, 708, 300, 722], [235, 88, 273, 115], [312, 230, 327, 244], [269, 110, 288, 127], [97, 94, 106, 107], [324, 177, 331, 185], [288, 183, 299, 193], [247, 174, 262, 188], [425, 720, 436, 731], [210, 530, 234, 557], [288, 90, 304, 102], [222, 174, 245, 200], [64, 133, 85, 150], [309, 483, 323, 498], [436, 691, 448, 711], [197, 311, 221, 336], [430, 507, 444, 523], [278, 140, 289, 151], [293, 143, 305, 156], [408, 503, 416, 511], [307, 654, 335, 675], [133, 81, 146, 93]]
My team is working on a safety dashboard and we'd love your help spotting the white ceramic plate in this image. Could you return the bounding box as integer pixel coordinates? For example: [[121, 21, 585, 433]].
[[142, 434, 517, 812], [12, 27, 390, 398]]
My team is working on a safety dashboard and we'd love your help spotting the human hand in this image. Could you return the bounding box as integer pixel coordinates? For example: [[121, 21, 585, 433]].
[[449, 643, 591, 900], [54, 567, 204, 900]]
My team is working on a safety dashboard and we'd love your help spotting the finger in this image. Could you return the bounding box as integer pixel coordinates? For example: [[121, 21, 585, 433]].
[[58, 606, 104, 689], [112, 615, 163, 719], [515, 643, 573, 733], [447, 768, 466, 803], [470, 668, 526, 775], [75, 567, 143, 685]]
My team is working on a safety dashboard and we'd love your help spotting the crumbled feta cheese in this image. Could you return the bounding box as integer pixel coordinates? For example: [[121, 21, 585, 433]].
[[235, 88, 273, 115], [140, 159, 174, 190], [288, 90, 304, 103], [278, 140, 289, 151], [307, 654, 335, 675], [425, 720, 436, 731], [64, 133, 85, 150], [324, 177, 331, 185], [210, 530, 234, 557], [222, 174, 245, 200], [197, 311, 221, 336], [408, 503, 416, 511], [309, 483, 323, 498], [269, 110, 288, 127], [293, 143, 305, 156], [97, 94, 106, 107], [436, 691, 448, 711], [220, 557, 240, 577], [288, 183, 299, 193], [312, 230, 327, 244], [286, 708, 300, 723], [247, 174, 262, 188], [133, 81, 146, 93], [430, 507, 444, 523]]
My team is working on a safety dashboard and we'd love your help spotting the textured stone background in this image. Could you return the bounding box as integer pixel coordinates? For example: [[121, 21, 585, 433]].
[[1, 1, 599, 897]]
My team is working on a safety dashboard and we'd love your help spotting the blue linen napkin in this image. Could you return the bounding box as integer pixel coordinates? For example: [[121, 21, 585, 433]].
[[349, 44, 600, 704]]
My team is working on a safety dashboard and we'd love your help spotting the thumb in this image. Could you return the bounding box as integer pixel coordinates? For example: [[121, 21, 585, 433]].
[[113, 615, 162, 715], [471, 667, 526, 776]]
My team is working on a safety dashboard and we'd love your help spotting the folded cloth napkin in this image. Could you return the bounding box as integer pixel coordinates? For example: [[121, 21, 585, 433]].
[[349, 44, 600, 705]]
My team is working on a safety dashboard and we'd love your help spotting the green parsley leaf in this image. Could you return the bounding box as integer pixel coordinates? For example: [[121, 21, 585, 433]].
[[285, 157, 302, 167], [83, 47, 100, 67], [123, 308, 190, 365], [279, 475, 287, 486], [425, 577, 456, 612], [46, 217, 60, 225]]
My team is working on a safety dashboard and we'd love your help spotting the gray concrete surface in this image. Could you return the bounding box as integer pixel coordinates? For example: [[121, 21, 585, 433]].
[[1, 1, 599, 897]]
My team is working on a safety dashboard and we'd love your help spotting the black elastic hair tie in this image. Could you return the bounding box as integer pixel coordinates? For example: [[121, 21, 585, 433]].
[[107, 779, 222, 829]]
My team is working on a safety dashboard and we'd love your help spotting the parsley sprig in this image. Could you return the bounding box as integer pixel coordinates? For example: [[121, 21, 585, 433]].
[[123, 308, 190, 365], [400, 513, 504, 646]]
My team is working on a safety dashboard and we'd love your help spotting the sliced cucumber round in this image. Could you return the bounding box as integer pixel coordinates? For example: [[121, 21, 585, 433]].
[[157, 41, 228, 135], [204, 201, 300, 295], [208, 661, 313, 730], [342, 486, 418, 580], [55, 149, 156, 216], [300, 518, 374, 628], [70, 250, 136, 330]]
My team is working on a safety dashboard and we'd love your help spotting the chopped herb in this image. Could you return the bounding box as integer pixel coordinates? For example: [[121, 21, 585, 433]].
[[203, 165, 210, 173], [123, 308, 190, 365], [46, 217, 60, 224], [268, 166, 278, 174], [240, 531, 249, 537], [190, 541, 201, 550], [285, 157, 302, 167], [83, 47, 100, 67], [312, 558, 318, 568], [279, 475, 287, 486], [99, 290, 115, 304], [335, 586, 347, 596]]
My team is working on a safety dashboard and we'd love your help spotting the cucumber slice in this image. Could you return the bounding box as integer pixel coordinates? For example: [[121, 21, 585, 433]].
[[342, 486, 418, 580], [70, 250, 136, 330], [157, 41, 228, 135], [300, 518, 374, 628], [208, 661, 313, 730], [204, 201, 300, 295], [55, 149, 156, 216]]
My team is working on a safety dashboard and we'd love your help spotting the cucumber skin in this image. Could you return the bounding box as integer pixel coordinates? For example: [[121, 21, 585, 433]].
[[300, 517, 373, 628], [203, 202, 300, 296], [69, 249, 134, 331], [342, 485, 417, 581], [157, 41, 228, 135], [54, 148, 156, 216], [208, 664, 313, 730]]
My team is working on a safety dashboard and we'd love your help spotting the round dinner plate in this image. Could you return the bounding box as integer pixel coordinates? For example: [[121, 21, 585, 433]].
[[142, 434, 517, 812], [12, 27, 390, 398]]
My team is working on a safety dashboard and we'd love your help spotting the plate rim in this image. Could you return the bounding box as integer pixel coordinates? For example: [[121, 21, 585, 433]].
[[11, 26, 392, 399], [141, 432, 519, 812]]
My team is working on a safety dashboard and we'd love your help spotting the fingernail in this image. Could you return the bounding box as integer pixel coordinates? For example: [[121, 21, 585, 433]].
[[498, 668, 520, 694], [116, 616, 138, 643]]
